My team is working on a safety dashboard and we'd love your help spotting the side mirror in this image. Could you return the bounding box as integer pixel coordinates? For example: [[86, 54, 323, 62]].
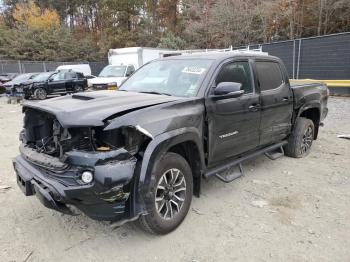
[[214, 82, 244, 97], [48, 78, 53, 82]]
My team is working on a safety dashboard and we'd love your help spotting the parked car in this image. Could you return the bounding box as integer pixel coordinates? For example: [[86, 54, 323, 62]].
[[21, 70, 87, 99], [3, 73, 39, 96], [89, 47, 170, 90], [0, 75, 10, 85], [0, 82, 6, 95], [0, 73, 19, 94], [89, 64, 135, 90], [13, 51, 328, 234], [0, 73, 18, 83]]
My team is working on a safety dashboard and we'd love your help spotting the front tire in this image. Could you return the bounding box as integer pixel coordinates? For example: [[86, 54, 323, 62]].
[[34, 88, 47, 100], [138, 152, 193, 234], [285, 117, 315, 158]]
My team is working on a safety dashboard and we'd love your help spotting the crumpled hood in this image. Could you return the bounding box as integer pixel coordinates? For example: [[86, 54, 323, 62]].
[[4, 79, 32, 88], [23, 90, 181, 127], [21, 80, 45, 89]]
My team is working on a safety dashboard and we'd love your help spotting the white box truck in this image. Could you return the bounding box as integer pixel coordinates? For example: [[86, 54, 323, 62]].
[[89, 47, 171, 90]]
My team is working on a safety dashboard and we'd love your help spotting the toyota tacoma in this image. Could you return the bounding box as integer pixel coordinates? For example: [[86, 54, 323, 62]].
[[13, 52, 328, 234]]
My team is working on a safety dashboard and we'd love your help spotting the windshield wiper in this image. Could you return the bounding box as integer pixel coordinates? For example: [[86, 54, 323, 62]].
[[138, 91, 172, 96]]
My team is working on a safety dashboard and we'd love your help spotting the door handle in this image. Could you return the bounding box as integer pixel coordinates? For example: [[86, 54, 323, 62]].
[[249, 104, 260, 112], [282, 97, 289, 102]]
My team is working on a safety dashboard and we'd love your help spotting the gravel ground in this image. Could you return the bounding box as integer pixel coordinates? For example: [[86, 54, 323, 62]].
[[0, 96, 349, 262]]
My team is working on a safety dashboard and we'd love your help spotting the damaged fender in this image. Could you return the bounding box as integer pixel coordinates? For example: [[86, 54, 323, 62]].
[[133, 127, 206, 215]]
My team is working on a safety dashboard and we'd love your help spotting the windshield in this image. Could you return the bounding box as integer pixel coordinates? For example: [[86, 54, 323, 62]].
[[32, 72, 53, 82], [99, 65, 127, 77], [119, 59, 213, 97]]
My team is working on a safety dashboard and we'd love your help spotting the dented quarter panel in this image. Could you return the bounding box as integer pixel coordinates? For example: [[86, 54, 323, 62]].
[[291, 82, 328, 121]]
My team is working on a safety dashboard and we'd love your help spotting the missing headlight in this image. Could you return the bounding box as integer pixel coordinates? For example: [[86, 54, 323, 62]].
[[93, 126, 148, 155]]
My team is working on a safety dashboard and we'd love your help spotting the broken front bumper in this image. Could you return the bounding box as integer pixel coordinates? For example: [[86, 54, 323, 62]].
[[13, 146, 137, 221]]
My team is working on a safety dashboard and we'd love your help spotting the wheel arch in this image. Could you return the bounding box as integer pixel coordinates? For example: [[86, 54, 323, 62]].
[[167, 140, 202, 197], [295, 103, 321, 139], [135, 127, 205, 214]]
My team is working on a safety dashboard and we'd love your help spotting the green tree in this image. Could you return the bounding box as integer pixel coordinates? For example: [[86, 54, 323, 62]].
[[158, 32, 186, 49]]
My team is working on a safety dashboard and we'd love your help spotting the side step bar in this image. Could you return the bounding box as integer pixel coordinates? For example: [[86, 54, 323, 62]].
[[204, 141, 288, 183], [214, 163, 244, 183], [264, 145, 285, 160]]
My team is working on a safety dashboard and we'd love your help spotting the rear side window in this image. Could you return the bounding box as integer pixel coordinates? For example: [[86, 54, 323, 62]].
[[64, 72, 77, 79], [215, 61, 253, 93], [76, 72, 84, 78], [256, 61, 284, 91]]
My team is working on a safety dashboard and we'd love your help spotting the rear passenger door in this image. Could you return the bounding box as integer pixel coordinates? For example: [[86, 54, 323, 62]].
[[64, 72, 77, 92], [255, 60, 293, 146]]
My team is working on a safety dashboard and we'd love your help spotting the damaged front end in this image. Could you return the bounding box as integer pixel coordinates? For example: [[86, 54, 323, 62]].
[[14, 107, 150, 221]]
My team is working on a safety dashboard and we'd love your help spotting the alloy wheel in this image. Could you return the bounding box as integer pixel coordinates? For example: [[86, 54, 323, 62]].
[[155, 168, 187, 220], [301, 126, 313, 154], [36, 88, 46, 100]]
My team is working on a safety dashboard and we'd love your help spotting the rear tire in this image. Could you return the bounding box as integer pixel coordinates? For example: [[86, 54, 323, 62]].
[[138, 152, 193, 234], [285, 117, 314, 158], [34, 88, 47, 100]]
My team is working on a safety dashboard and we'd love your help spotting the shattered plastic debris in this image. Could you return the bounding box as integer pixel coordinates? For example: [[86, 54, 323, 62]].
[[337, 134, 350, 140], [0, 185, 11, 191], [252, 179, 270, 185], [192, 207, 204, 215], [251, 200, 269, 208]]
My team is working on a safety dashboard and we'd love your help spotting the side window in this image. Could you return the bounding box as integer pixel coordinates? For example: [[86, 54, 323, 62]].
[[125, 65, 135, 77], [255, 61, 284, 91], [64, 72, 77, 79], [51, 72, 65, 81], [215, 61, 253, 93], [76, 72, 84, 79]]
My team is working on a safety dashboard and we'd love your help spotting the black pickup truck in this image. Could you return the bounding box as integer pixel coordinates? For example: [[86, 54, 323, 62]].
[[13, 52, 328, 234]]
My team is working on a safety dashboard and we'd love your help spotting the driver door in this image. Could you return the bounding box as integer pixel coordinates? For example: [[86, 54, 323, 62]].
[[205, 59, 261, 166], [48, 72, 66, 93]]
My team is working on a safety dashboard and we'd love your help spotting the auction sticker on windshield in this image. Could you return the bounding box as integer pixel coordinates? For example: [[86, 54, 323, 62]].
[[182, 67, 206, 75]]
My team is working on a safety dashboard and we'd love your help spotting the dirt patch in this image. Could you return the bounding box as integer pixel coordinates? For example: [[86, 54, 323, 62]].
[[270, 194, 301, 209]]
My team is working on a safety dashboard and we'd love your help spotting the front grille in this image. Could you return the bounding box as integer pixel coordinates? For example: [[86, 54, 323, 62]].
[[22, 108, 94, 157]]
